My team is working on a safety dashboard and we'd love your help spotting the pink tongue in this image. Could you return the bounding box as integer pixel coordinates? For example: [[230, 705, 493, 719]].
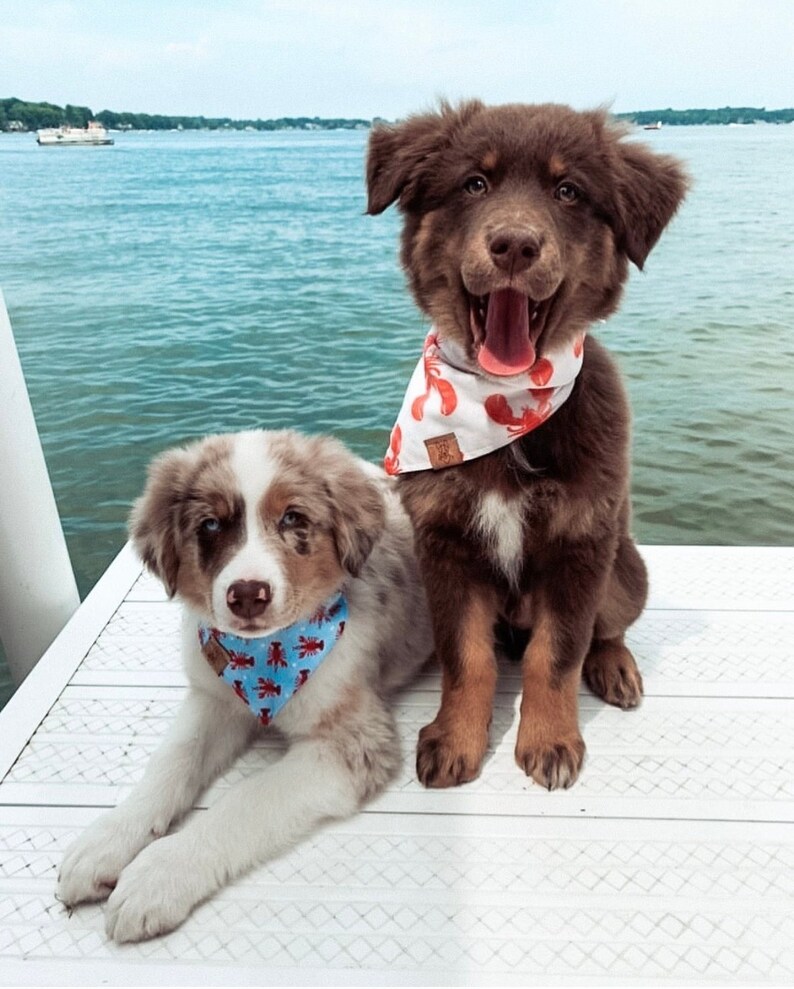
[[477, 288, 535, 376]]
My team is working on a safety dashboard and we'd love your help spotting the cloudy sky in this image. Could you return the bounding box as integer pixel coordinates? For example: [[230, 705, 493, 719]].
[[2, 0, 792, 119]]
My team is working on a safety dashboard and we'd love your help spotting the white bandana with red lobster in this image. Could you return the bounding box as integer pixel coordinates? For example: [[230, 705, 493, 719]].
[[385, 332, 585, 475]]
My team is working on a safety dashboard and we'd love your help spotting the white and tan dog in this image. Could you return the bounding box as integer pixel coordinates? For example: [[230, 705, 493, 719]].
[[57, 429, 432, 942]]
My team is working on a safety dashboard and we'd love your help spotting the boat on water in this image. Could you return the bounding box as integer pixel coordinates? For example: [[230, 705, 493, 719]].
[[643, 120, 663, 131], [36, 120, 114, 146]]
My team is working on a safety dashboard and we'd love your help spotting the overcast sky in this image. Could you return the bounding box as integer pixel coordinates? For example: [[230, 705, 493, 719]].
[[2, 0, 792, 119]]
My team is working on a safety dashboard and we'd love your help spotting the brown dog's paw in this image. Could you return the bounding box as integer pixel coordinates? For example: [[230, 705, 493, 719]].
[[515, 733, 585, 790], [416, 720, 487, 788], [583, 640, 644, 709]]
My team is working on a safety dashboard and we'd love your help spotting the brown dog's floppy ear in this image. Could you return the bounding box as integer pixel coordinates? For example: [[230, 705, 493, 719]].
[[128, 446, 193, 597], [366, 99, 485, 215], [366, 114, 445, 215], [613, 140, 689, 269]]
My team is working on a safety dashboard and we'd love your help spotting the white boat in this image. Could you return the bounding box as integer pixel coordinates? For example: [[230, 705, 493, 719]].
[[643, 120, 663, 131], [36, 120, 114, 146]]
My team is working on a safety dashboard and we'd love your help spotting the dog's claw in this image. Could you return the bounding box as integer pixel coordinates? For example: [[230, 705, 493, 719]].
[[516, 734, 585, 790], [583, 642, 644, 709]]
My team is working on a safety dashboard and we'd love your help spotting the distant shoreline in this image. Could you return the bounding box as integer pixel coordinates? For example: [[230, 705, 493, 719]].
[[2, 97, 794, 132]]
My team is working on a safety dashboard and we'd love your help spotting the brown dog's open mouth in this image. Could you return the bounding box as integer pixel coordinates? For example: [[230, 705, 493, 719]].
[[468, 288, 550, 376]]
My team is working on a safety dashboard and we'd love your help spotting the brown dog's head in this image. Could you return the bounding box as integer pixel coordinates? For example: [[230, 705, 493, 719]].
[[129, 430, 385, 635], [367, 100, 688, 375]]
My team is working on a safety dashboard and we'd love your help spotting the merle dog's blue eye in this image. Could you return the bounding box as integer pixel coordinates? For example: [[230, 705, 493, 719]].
[[200, 517, 221, 533], [280, 510, 306, 529]]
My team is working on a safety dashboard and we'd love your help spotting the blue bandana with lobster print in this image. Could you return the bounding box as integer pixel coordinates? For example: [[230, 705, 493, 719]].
[[198, 591, 348, 726]]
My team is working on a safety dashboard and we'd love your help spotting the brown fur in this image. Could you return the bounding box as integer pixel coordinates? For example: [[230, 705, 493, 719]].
[[129, 434, 238, 609], [367, 100, 688, 789], [416, 585, 499, 787], [257, 476, 348, 614]]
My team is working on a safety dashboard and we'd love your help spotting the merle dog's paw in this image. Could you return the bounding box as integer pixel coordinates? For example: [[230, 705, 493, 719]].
[[105, 835, 203, 943], [57, 812, 158, 908]]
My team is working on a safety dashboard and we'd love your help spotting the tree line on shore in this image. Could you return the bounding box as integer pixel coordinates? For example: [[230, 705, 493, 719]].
[[2, 97, 794, 133], [616, 106, 794, 126], [0, 98, 373, 132]]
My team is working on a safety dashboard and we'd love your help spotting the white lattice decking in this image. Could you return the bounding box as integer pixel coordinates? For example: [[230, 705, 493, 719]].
[[0, 544, 792, 986]]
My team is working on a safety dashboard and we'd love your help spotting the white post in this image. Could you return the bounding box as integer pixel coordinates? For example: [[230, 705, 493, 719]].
[[0, 289, 80, 685]]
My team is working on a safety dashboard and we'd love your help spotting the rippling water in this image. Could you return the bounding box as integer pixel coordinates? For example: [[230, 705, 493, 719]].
[[1, 125, 792, 699]]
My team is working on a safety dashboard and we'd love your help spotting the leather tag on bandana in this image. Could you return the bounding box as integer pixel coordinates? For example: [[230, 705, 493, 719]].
[[203, 636, 231, 675], [424, 432, 464, 469]]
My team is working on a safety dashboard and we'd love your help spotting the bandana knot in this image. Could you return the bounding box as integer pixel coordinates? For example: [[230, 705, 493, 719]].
[[385, 331, 585, 474]]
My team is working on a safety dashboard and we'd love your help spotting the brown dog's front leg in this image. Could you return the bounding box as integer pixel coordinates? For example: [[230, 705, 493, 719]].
[[515, 552, 609, 789], [417, 583, 499, 788], [515, 612, 587, 790]]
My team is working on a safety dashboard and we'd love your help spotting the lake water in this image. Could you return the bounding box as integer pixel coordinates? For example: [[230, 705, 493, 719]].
[[1, 124, 792, 704]]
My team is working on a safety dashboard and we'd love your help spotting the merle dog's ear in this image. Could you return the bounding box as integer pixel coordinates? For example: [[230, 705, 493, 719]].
[[330, 468, 385, 578], [366, 99, 485, 215], [128, 447, 193, 597], [313, 438, 386, 577], [612, 139, 690, 269]]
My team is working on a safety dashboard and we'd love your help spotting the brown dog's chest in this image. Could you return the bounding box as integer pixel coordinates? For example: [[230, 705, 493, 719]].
[[396, 340, 631, 599], [401, 461, 584, 574]]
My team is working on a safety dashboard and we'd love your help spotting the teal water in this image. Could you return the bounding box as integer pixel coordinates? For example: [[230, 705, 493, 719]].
[[1, 125, 793, 702]]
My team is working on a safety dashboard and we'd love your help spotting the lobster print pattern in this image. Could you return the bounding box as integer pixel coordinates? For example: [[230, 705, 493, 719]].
[[198, 591, 348, 726], [385, 332, 586, 474]]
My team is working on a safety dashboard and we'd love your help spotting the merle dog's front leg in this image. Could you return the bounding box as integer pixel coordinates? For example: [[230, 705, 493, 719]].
[[57, 687, 255, 907], [105, 695, 400, 942]]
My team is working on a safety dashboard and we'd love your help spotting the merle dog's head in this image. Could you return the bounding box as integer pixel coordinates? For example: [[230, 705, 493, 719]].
[[129, 430, 384, 635], [367, 100, 688, 375]]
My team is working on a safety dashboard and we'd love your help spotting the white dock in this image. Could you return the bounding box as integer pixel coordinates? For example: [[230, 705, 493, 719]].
[[0, 544, 792, 986]]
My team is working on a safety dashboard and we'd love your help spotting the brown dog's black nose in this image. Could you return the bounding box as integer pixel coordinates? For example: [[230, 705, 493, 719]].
[[226, 580, 272, 619], [488, 228, 543, 274]]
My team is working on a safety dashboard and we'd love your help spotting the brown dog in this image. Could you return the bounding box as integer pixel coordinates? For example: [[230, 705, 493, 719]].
[[366, 100, 688, 790]]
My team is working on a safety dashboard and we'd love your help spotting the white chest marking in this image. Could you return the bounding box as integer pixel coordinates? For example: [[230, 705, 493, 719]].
[[472, 491, 525, 587]]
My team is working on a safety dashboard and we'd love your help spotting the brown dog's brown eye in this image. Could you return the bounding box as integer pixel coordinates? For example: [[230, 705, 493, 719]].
[[463, 175, 489, 196], [554, 181, 581, 204]]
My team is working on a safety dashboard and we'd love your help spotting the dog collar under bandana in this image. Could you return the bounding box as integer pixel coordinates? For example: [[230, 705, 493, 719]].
[[384, 330, 585, 475], [198, 591, 348, 726]]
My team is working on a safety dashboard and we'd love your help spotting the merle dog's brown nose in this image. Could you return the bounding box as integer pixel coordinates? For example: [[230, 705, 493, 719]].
[[488, 228, 543, 274], [227, 580, 272, 619]]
